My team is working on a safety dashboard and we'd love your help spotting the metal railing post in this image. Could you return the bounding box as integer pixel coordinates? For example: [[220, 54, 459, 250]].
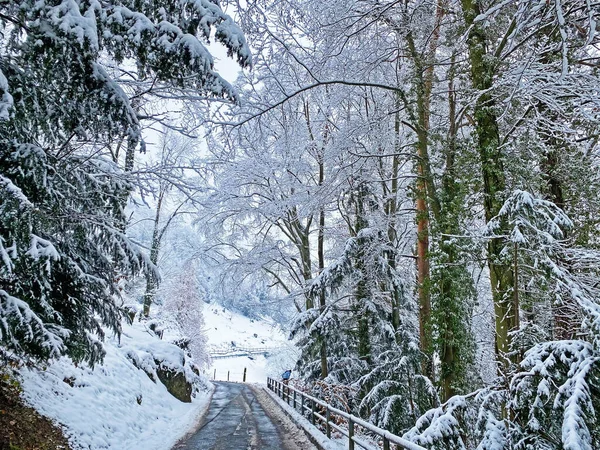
[[348, 418, 354, 450], [264, 377, 426, 450], [383, 436, 390, 450]]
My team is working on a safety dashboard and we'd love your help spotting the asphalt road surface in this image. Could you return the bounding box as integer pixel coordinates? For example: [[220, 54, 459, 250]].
[[174, 382, 316, 450]]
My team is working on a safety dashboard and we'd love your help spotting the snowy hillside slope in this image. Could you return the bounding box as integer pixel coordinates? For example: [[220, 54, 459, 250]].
[[17, 321, 212, 450], [204, 305, 287, 349], [203, 306, 297, 383]]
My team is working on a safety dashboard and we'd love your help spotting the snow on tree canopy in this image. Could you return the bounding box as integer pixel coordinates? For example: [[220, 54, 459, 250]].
[[511, 340, 600, 450], [192, 0, 600, 449], [486, 190, 572, 245], [0, 69, 13, 121], [0, 0, 250, 363]]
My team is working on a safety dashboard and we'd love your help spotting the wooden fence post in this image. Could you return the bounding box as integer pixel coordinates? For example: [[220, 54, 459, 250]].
[[348, 418, 354, 450], [293, 390, 297, 409], [227, 370, 229, 381], [311, 399, 316, 426], [326, 406, 331, 438], [243, 367, 247, 382]]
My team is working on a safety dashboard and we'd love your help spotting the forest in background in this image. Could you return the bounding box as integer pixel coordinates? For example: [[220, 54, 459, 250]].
[[1, 1, 600, 449]]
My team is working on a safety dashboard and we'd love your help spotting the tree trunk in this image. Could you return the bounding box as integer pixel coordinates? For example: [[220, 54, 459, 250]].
[[318, 156, 329, 379], [304, 100, 330, 377], [143, 190, 164, 318], [280, 203, 314, 310], [461, 0, 517, 369], [439, 55, 461, 400], [388, 108, 402, 334], [354, 182, 371, 364], [404, 0, 445, 376]]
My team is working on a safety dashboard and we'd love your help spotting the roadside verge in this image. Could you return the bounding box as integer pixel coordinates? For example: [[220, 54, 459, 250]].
[[255, 384, 345, 450]]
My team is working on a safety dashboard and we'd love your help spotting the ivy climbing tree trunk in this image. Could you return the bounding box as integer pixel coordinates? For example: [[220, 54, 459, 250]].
[[403, 0, 445, 377], [437, 53, 476, 401], [353, 181, 371, 364], [461, 0, 517, 370]]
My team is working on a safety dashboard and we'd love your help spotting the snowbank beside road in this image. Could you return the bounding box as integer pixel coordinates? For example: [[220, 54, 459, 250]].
[[262, 386, 345, 450], [18, 321, 212, 450]]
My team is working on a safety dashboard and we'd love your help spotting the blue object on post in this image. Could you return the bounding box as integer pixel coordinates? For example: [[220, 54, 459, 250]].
[[281, 369, 292, 380]]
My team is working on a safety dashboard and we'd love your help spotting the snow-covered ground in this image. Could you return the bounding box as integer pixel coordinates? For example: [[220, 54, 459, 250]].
[[210, 354, 269, 383], [204, 305, 287, 350], [18, 321, 212, 450], [13, 304, 297, 450], [203, 306, 297, 385], [263, 387, 345, 450]]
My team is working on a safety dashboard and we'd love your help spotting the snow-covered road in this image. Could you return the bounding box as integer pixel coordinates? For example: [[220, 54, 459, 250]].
[[174, 382, 316, 450]]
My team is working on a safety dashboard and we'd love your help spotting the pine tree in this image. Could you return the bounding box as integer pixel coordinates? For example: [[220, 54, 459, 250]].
[[0, 0, 250, 364]]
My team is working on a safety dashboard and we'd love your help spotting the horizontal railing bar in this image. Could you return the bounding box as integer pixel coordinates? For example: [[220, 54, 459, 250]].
[[209, 346, 280, 354], [266, 377, 426, 450], [329, 421, 349, 438], [352, 435, 379, 450]]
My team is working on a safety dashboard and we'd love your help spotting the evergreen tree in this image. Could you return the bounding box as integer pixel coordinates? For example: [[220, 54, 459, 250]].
[[0, 0, 250, 363]]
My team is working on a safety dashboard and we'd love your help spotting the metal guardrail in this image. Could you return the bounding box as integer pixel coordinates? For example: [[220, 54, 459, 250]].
[[209, 346, 279, 357], [210, 353, 254, 360], [267, 377, 426, 450]]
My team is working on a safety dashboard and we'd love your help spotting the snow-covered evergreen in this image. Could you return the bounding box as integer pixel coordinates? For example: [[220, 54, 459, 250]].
[[0, 0, 250, 364], [2, 0, 600, 449]]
